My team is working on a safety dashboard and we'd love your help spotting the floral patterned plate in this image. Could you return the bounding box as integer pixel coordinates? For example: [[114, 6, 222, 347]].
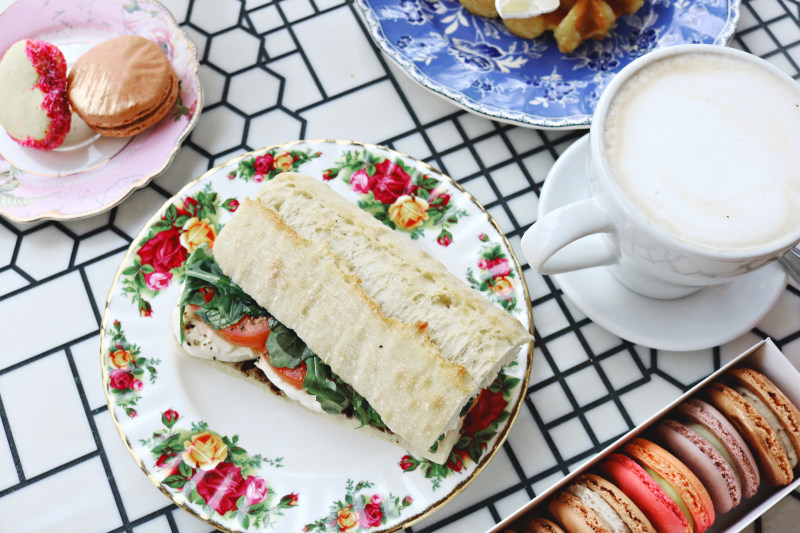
[[354, 0, 739, 129], [101, 140, 534, 532], [0, 0, 201, 222]]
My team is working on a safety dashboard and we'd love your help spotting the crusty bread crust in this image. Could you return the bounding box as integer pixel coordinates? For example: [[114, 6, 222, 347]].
[[173, 302, 459, 463], [190, 346, 462, 463], [256, 172, 532, 390], [213, 197, 474, 456]]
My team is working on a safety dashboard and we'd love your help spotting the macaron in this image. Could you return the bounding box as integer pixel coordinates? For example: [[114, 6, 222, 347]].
[[674, 399, 760, 498], [0, 39, 71, 149], [654, 418, 741, 513], [707, 367, 800, 486], [548, 473, 655, 533], [622, 438, 715, 533], [522, 517, 566, 532], [67, 35, 178, 137], [601, 453, 690, 533]]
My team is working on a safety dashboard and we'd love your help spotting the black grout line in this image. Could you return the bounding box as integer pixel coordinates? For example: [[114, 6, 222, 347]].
[[2, 0, 800, 532], [63, 346, 134, 532], [0, 391, 25, 487]]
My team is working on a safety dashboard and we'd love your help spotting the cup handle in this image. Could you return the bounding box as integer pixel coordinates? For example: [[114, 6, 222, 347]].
[[522, 197, 617, 274]]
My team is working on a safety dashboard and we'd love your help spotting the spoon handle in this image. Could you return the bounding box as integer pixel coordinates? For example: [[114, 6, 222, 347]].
[[778, 247, 800, 285]]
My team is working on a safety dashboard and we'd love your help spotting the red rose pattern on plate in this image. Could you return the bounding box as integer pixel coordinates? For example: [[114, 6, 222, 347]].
[[102, 140, 532, 532]]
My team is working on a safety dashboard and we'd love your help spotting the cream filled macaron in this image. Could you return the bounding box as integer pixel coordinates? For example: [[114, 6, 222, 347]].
[[0, 39, 71, 149], [707, 367, 800, 486]]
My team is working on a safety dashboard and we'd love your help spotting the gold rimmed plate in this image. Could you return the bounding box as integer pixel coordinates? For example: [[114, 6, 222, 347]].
[[100, 140, 533, 532], [0, 0, 201, 222]]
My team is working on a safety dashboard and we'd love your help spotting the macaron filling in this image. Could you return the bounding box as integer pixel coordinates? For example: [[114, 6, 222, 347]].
[[567, 484, 632, 533], [685, 421, 741, 487], [641, 465, 695, 532], [735, 385, 799, 467]]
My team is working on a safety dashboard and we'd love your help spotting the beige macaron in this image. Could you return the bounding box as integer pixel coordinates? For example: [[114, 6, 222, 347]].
[[67, 35, 178, 137], [548, 473, 655, 533], [707, 367, 800, 485]]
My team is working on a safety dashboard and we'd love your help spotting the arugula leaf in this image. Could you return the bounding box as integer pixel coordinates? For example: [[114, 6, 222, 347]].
[[349, 388, 387, 429], [265, 318, 312, 369], [178, 244, 268, 341], [303, 356, 350, 414]]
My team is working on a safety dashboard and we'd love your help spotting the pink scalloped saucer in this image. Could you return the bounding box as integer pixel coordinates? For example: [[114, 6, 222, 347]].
[[0, 0, 201, 223]]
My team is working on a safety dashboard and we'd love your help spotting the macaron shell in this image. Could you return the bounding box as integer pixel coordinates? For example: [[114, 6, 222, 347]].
[[86, 68, 178, 137], [623, 438, 715, 533], [655, 419, 740, 513], [68, 35, 177, 135], [0, 39, 70, 149], [601, 453, 690, 533], [523, 517, 567, 533], [726, 368, 800, 467], [548, 491, 608, 533], [707, 381, 794, 485], [676, 399, 760, 498], [576, 473, 656, 533]]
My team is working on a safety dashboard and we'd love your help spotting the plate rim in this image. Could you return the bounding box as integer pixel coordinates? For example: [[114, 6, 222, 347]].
[[0, 0, 203, 223], [99, 138, 535, 532], [354, 0, 742, 129]]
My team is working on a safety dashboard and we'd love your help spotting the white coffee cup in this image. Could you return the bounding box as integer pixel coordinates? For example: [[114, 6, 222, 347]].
[[521, 44, 800, 299]]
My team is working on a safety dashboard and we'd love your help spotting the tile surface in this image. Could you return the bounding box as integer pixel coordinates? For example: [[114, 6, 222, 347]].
[[1, 0, 799, 532]]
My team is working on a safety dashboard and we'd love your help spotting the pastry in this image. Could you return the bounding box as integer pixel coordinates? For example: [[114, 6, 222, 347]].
[[707, 367, 800, 485], [673, 399, 760, 499], [524, 517, 567, 532], [601, 452, 690, 533], [460, 0, 644, 53], [622, 438, 715, 532], [0, 39, 71, 149], [67, 35, 178, 137], [654, 418, 742, 513], [547, 473, 655, 532]]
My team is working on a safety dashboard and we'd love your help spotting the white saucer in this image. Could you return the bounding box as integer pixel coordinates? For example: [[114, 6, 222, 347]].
[[539, 135, 788, 351]]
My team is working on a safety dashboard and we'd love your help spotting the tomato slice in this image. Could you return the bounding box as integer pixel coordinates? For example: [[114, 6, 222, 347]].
[[213, 315, 271, 348], [198, 287, 215, 303], [261, 350, 307, 389]]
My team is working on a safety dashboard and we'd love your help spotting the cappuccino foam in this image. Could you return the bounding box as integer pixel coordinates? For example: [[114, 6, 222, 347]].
[[603, 52, 800, 251]]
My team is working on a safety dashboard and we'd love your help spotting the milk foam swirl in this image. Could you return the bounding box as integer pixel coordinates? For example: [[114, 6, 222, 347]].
[[603, 52, 800, 251]]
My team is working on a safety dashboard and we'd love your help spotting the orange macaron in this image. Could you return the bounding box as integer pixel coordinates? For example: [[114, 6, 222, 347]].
[[67, 35, 178, 137]]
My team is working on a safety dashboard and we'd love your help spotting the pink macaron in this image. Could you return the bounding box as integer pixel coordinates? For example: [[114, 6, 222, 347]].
[[654, 418, 741, 513], [601, 452, 690, 533], [673, 399, 760, 498], [622, 438, 715, 533], [0, 39, 71, 149]]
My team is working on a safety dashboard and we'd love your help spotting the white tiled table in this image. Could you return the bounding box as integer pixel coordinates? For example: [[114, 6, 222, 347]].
[[1, 0, 800, 531]]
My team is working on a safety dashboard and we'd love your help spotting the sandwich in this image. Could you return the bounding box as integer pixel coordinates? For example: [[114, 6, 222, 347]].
[[173, 172, 533, 464]]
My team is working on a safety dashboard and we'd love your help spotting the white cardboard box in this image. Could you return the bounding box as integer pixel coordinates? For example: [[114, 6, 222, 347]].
[[490, 339, 800, 533]]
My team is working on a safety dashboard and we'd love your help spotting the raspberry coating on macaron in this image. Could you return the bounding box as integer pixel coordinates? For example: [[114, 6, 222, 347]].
[[25, 40, 71, 148], [0, 39, 71, 150]]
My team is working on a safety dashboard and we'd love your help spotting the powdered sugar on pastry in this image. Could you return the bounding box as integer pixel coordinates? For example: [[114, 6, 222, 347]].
[[496, 0, 559, 18]]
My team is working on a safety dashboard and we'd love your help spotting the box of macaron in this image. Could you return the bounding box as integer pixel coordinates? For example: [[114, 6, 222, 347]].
[[491, 339, 800, 533]]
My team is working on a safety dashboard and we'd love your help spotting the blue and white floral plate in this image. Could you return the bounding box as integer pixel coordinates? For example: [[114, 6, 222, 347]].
[[354, 0, 740, 129]]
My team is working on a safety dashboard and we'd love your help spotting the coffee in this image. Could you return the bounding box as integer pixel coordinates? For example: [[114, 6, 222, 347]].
[[603, 51, 800, 252]]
